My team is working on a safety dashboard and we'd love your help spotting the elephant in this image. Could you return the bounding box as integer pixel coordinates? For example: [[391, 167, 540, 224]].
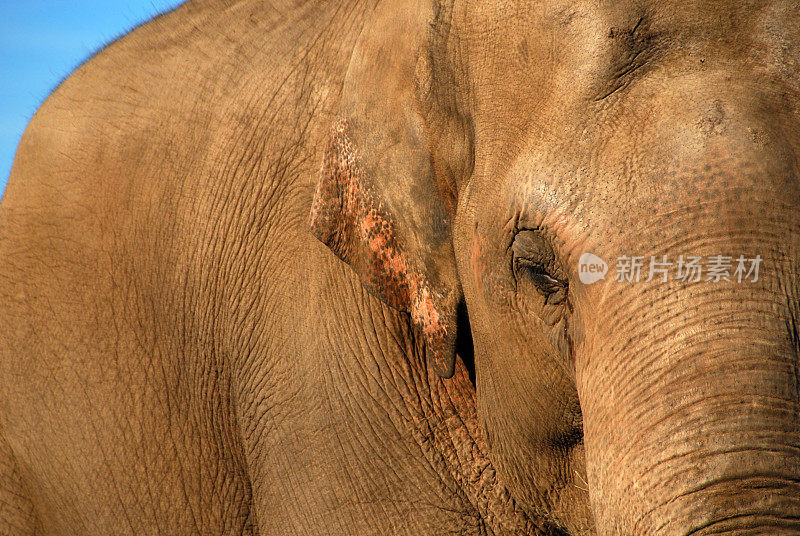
[[0, 0, 799, 534]]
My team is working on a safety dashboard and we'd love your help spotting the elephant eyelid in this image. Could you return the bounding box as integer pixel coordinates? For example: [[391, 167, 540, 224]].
[[513, 258, 569, 305], [510, 228, 569, 305]]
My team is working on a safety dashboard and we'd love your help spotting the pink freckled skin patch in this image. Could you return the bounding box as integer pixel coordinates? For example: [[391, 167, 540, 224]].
[[310, 121, 453, 376]]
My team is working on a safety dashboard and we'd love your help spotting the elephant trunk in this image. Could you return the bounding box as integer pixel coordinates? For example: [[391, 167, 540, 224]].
[[579, 280, 800, 535]]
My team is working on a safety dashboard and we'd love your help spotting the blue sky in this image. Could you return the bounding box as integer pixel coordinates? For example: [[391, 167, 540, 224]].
[[0, 0, 184, 198]]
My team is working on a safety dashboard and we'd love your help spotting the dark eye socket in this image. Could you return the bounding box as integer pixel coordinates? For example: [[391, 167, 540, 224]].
[[512, 230, 569, 305]]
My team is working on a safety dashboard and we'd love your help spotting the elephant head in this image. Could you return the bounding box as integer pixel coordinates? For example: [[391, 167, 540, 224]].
[[311, 0, 800, 534]]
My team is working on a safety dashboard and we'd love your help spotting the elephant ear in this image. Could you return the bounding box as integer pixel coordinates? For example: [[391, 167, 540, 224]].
[[309, 0, 461, 378]]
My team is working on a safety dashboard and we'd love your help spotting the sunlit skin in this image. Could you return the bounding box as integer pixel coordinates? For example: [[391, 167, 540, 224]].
[[1, 1, 799, 535]]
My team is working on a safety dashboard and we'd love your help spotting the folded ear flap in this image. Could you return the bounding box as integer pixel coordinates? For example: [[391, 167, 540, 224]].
[[309, 0, 461, 378]]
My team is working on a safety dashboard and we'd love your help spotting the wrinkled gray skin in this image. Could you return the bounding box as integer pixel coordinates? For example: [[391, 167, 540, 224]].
[[1, 1, 799, 535]]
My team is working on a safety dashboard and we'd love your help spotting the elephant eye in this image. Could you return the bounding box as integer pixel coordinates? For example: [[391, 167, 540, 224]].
[[514, 258, 569, 305], [511, 229, 569, 306]]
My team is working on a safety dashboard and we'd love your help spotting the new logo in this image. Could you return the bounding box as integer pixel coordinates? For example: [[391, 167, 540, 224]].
[[578, 252, 608, 285]]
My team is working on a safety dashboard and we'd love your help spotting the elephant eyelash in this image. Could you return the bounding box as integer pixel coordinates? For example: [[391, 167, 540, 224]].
[[513, 258, 569, 306]]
